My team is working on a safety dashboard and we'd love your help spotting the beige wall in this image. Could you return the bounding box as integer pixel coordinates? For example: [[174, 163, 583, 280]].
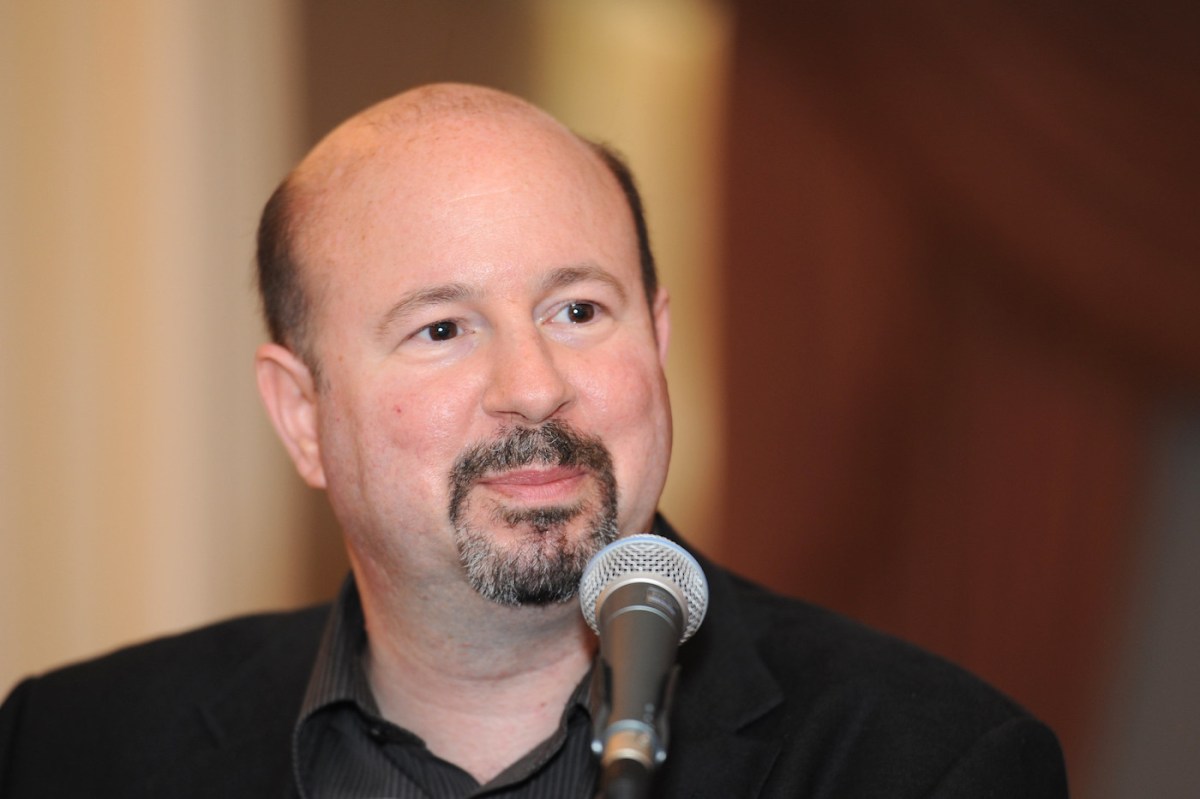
[[1, 1, 306, 689]]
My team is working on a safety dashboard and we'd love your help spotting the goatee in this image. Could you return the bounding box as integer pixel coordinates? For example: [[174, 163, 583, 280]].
[[448, 420, 618, 606]]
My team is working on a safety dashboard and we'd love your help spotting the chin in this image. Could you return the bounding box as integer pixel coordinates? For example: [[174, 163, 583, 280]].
[[453, 499, 619, 607]]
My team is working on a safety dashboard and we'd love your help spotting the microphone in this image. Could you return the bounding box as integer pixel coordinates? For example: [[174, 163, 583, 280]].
[[579, 534, 709, 798]]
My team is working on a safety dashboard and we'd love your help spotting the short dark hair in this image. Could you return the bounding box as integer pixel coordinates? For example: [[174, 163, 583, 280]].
[[586, 140, 659, 307], [254, 140, 658, 376], [255, 177, 313, 367]]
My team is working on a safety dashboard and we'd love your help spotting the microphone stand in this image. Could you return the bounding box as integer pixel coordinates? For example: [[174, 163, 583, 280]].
[[597, 759, 651, 799], [590, 660, 681, 799]]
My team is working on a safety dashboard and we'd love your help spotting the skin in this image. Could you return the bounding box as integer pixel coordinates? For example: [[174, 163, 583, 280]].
[[255, 84, 673, 781]]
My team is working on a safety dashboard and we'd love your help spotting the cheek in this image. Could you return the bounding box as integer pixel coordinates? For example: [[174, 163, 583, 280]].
[[325, 373, 474, 505], [586, 362, 672, 532], [574, 351, 672, 472], [580, 348, 666, 425], [381, 389, 469, 470]]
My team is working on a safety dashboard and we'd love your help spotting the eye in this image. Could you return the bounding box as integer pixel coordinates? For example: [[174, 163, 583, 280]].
[[420, 320, 460, 341], [554, 302, 597, 324]]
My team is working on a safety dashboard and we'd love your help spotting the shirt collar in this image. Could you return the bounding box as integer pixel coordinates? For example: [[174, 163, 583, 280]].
[[297, 574, 379, 723], [292, 573, 598, 796]]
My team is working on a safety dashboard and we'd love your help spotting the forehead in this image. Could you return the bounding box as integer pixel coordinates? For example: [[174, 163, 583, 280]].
[[292, 111, 638, 311]]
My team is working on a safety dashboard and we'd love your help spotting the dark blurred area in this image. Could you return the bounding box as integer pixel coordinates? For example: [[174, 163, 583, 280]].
[[716, 2, 1200, 795], [295, 2, 1200, 795]]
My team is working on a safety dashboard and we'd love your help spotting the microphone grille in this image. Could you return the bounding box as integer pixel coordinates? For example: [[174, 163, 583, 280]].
[[579, 533, 709, 642]]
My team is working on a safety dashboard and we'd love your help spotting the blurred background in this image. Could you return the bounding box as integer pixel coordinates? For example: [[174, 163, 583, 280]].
[[2, 1, 1197, 796]]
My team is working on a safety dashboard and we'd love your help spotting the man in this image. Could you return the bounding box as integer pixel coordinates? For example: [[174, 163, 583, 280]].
[[0, 84, 1068, 797]]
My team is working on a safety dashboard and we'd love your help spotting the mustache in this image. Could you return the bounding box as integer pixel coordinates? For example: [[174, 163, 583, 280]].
[[448, 421, 613, 519], [451, 420, 612, 484]]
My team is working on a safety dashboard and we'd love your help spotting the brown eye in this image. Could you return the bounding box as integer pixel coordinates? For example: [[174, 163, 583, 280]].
[[565, 303, 596, 323], [425, 320, 459, 341]]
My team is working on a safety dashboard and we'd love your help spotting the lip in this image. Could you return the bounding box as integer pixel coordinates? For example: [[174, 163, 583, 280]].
[[476, 466, 588, 502]]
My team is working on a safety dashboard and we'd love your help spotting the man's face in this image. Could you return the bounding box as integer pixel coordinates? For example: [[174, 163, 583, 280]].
[[292, 114, 672, 605]]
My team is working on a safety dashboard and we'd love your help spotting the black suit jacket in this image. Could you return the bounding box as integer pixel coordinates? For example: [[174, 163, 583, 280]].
[[0, 550, 1067, 797]]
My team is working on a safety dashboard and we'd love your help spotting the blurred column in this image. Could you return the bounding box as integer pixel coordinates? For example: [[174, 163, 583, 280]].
[[1093, 407, 1200, 799], [529, 0, 732, 550], [0, 1, 306, 689]]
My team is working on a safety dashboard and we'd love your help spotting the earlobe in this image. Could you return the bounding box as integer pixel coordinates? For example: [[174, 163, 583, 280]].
[[652, 287, 671, 367], [255, 343, 327, 488]]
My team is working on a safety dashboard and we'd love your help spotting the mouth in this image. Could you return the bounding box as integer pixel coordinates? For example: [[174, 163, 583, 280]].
[[475, 466, 589, 504], [448, 420, 616, 532]]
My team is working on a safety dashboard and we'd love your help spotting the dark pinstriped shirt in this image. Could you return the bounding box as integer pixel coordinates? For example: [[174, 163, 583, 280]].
[[292, 577, 599, 798]]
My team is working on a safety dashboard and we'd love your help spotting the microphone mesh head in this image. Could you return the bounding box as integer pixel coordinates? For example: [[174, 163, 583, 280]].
[[579, 534, 709, 642]]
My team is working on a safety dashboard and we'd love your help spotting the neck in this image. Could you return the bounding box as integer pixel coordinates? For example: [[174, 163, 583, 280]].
[[354, 563, 596, 783]]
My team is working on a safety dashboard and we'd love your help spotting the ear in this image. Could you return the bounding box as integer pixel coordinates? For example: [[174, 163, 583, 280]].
[[651, 286, 671, 367], [255, 343, 327, 488]]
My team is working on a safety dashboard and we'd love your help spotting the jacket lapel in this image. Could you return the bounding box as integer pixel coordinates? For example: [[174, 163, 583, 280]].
[[654, 539, 787, 797], [146, 609, 325, 798]]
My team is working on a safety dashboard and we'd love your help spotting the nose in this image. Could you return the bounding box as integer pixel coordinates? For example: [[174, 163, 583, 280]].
[[481, 327, 574, 424]]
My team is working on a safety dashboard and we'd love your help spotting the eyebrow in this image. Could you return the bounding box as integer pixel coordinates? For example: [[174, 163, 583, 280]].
[[374, 282, 475, 339], [540, 264, 628, 303]]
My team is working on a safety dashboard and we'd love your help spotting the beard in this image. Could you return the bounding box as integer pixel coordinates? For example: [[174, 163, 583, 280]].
[[448, 420, 619, 607]]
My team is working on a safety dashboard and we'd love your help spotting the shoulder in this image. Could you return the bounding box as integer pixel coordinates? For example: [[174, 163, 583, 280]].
[[720, 567, 1031, 732], [688, 563, 1068, 795], [731, 570, 1014, 712], [0, 605, 329, 796], [9, 604, 328, 712]]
